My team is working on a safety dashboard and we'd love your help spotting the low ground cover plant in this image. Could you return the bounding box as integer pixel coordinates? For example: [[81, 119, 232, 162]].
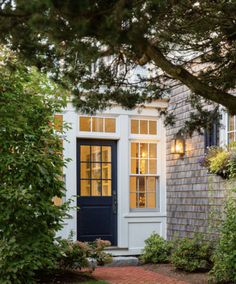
[[140, 233, 173, 264]]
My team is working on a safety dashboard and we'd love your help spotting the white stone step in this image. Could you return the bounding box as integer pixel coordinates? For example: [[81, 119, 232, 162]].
[[105, 256, 139, 267]]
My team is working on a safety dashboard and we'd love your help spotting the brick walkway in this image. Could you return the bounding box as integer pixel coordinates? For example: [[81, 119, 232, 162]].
[[93, 266, 188, 284]]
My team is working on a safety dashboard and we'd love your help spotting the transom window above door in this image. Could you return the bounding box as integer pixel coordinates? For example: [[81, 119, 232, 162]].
[[131, 119, 157, 135], [80, 145, 112, 196], [79, 116, 116, 133]]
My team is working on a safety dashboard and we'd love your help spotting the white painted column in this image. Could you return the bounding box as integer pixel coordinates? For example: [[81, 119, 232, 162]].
[[117, 114, 129, 247], [61, 103, 78, 240]]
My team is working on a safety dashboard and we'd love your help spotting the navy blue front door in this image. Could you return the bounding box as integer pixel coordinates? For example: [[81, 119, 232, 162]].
[[77, 139, 117, 245]]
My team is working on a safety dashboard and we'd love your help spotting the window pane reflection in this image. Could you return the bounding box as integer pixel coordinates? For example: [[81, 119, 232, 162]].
[[149, 160, 157, 174], [92, 163, 101, 179], [91, 146, 101, 162], [105, 118, 115, 132], [92, 180, 102, 196], [81, 180, 90, 196], [102, 180, 111, 196], [80, 145, 90, 162], [131, 120, 139, 134], [149, 144, 157, 158], [149, 121, 157, 135], [131, 143, 139, 158], [102, 146, 111, 162], [102, 163, 111, 179], [140, 120, 148, 134], [80, 162, 90, 179], [92, 117, 103, 132], [80, 117, 91, 131]]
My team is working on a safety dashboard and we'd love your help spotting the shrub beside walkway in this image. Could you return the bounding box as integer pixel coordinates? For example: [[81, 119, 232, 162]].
[[93, 266, 188, 284]]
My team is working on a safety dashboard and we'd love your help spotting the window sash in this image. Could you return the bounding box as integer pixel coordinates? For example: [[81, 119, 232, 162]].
[[227, 114, 236, 144], [130, 119, 157, 135], [79, 116, 116, 133], [129, 141, 158, 210]]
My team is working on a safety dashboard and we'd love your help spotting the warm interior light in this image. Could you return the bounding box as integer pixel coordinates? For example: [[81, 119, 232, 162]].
[[141, 151, 146, 158], [171, 136, 185, 155]]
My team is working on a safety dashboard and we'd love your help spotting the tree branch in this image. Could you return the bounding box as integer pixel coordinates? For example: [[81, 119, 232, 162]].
[[144, 40, 236, 114]]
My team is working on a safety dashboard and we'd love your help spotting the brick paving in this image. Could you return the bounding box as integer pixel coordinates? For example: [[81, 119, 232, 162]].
[[93, 266, 188, 284]]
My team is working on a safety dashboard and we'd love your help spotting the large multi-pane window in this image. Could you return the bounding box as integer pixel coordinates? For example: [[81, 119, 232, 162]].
[[227, 114, 236, 143], [79, 116, 116, 133], [130, 142, 157, 209]]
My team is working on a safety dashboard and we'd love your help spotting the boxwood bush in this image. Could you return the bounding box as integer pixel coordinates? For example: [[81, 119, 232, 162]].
[[140, 233, 173, 264], [171, 234, 213, 272]]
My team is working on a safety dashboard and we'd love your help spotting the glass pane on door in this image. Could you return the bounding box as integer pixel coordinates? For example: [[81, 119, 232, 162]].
[[80, 144, 112, 197]]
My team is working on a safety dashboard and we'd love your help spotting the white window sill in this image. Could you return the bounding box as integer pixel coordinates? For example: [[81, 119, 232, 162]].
[[123, 212, 167, 218]]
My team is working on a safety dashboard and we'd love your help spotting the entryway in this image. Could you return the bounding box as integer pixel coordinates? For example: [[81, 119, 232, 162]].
[[77, 139, 117, 245]]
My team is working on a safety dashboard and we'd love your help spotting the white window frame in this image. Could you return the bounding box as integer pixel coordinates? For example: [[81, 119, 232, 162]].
[[78, 115, 120, 139], [226, 113, 236, 144], [129, 140, 160, 212], [129, 117, 160, 140]]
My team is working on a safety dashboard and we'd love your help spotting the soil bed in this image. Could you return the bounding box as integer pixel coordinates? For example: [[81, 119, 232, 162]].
[[38, 269, 105, 284], [143, 263, 209, 284]]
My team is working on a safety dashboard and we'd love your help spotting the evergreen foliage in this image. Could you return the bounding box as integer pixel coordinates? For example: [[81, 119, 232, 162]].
[[171, 234, 213, 272], [141, 233, 173, 264], [0, 1, 235, 130]]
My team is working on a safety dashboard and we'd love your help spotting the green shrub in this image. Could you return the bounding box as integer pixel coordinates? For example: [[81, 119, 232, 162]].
[[88, 239, 113, 266], [56, 239, 89, 270], [0, 56, 69, 283], [171, 234, 213, 272], [140, 233, 173, 264], [56, 238, 112, 271], [210, 197, 236, 283]]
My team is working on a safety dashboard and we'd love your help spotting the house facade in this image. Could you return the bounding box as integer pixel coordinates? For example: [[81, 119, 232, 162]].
[[59, 86, 229, 255]]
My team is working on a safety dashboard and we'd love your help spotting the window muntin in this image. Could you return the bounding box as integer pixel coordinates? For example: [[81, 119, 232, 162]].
[[227, 114, 236, 143], [130, 142, 157, 209], [80, 145, 112, 196], [131, 119, 157, 135], [130, 142, 157, 175], [79, 116, 116, 133]]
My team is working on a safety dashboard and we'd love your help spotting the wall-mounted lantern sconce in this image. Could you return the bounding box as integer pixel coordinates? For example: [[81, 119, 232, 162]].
[[171, 134, 185, 156]]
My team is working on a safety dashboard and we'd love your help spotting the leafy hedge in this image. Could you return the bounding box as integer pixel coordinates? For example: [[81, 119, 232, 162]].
[[171, 235, 213, 272], [210, 197, 236, 283], [0, 54, 68, 283], [140, 233, 173, 264]]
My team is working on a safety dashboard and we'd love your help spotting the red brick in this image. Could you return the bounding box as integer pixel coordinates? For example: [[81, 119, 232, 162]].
[[93, 267, 187, 284]]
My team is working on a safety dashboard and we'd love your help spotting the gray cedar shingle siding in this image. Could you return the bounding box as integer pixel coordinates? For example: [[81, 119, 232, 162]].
[[166, 85, 225, 239]]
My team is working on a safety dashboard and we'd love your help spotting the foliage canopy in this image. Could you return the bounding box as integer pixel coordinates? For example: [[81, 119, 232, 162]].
[[0, 1, 236, 128]]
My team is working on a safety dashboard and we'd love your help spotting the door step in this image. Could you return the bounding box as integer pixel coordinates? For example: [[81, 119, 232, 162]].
[[105, 256, 139, 267]]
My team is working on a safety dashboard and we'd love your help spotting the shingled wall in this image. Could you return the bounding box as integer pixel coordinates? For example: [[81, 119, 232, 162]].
[[166, 85, 226, 239]]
